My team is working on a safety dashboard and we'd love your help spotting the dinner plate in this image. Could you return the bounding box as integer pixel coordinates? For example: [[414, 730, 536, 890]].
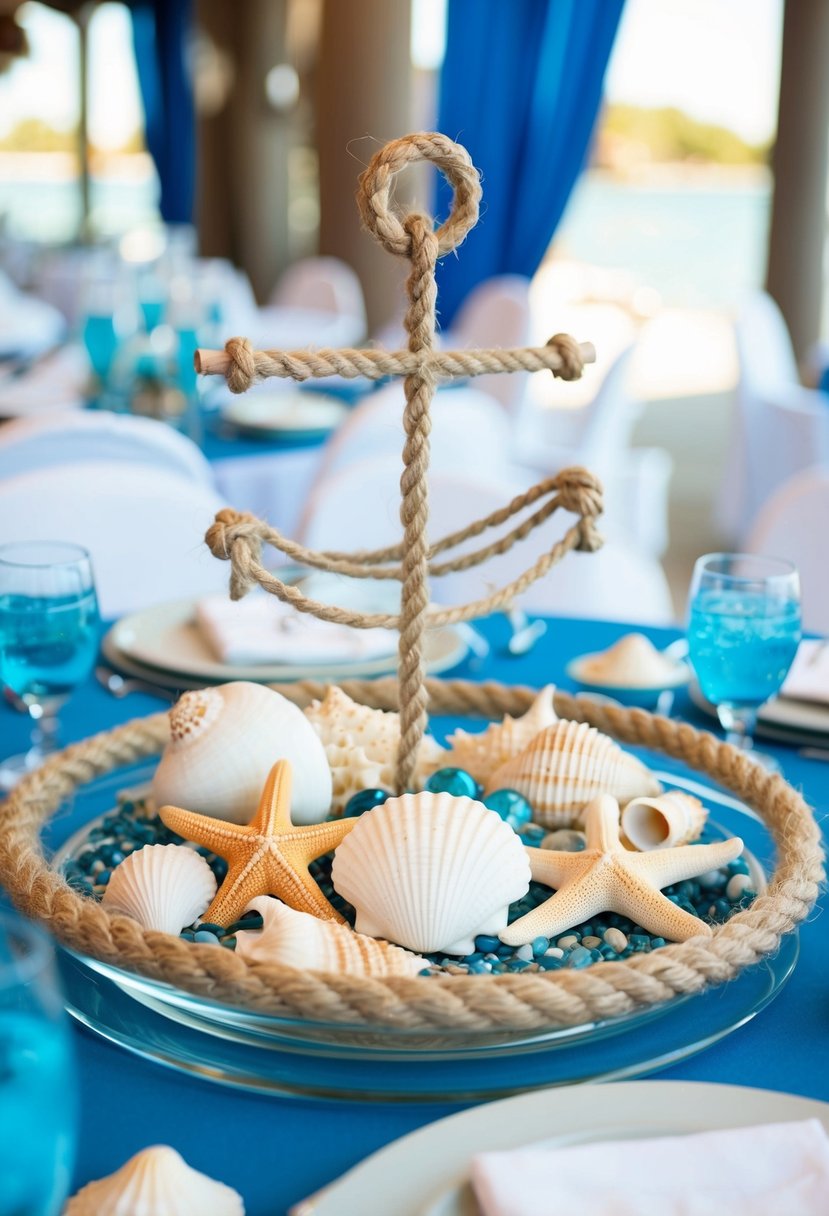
[[689, 681, 829, 745], [292, 1080, 829, 1215], [220, 389, 347, 442], [104, 597, 468, 685]]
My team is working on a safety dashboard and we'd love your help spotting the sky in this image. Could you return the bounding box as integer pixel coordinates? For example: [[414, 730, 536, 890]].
[[2, 0, 785, 149]]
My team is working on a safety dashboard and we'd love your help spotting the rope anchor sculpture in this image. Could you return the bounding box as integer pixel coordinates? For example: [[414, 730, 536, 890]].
[[196, 131, 603, 792]]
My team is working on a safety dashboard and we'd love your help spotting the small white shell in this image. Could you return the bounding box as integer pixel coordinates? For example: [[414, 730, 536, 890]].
[[486, 720, 662, 828], [445, 686, 558, 784], [152, 681, 332, 825], [102, 844, 216, 935], [621, 791, 708, 850], [331, 791, 531, 955], [235, 897, 425, 976], [304, 687, 446, 814], [65, 1145, 243, 1215]]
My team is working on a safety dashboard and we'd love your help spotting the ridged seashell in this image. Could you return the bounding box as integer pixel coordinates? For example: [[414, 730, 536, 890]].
[[485, 720, 662, 828], [65, 1145, 243, 1215], [152, 681, 332, 825], [444, 686, 558, 784], [101, 844, 217, 934], [330, 791, 531, 955], [575, 633, 686, 687], [621, 791, 708, 850], [235, 896, 425, 976], [304, 687, 446, 814]]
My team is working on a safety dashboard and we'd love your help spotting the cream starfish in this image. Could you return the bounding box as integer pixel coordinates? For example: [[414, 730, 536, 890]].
[[158, 759, 354, 927], [500, 793, 743, 946]]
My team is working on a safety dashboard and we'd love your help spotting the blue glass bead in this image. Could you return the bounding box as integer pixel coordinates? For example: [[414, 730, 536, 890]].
[[425, 767, 480, 798], [530, 935, 550, 956], [194, 930, 220, 945], [539, 954, 564, 971], [475, 934, 501, 953], [567, 946, 593, 968], [343, 788, 390, 817], [483, 788, 533, 827]]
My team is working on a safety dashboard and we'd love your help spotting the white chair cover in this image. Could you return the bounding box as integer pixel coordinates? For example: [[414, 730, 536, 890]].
[[447, 275, 532, 414], [266, 256, 366, 345]]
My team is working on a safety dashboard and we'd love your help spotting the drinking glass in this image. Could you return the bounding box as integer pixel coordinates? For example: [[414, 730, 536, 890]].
[[0, 542, 99, 791], [0, 910, 77, 1214], [687, 553, 801, 765]]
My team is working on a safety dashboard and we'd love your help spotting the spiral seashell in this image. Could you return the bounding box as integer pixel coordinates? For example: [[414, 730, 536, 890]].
[[235, 897, 425, 976], [444, 686, 558, 784], [485, 720, 662, 828], [304, 687, 446, 814], [621, 790, 708, 851], [152, 682, 332, 825], [330, 791, 531, 955], [65, 1145, 243, 1215], [101, 844, 217, 935]]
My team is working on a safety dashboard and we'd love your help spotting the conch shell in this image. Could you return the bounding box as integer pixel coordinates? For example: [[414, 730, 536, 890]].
[[152, 682, 332, 825], [485, 720, 662, 828], [304, 687, 446, 814], [101, 844, 217, 935], [65, 1145, 243, 1215], [621, 790, 708, 850], [444, 686, 558, 784], [235, 896, 425, 976]]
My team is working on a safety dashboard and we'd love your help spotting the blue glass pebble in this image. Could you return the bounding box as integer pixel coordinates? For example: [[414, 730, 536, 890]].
[[194, 930, 221, 945], [343, 788, 390, 817], [483, 788, 533, 828], [425, 767, 480, 798], [567, 946, 593, 968], [530, 936, 550, 956], [475, 935, 501, 953]]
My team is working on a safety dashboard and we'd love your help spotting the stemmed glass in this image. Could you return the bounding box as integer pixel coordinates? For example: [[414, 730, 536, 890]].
[[687, 553, 801, 767], [0, 910, 77, 1214], [0, 542, 99, 791]]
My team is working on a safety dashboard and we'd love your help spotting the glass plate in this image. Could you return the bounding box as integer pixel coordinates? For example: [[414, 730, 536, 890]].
[[47, 758, 798, 1099]]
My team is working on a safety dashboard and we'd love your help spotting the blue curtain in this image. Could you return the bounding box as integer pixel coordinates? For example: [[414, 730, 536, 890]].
[[435, 0, 624, 327], [128, 0, 195, 224]]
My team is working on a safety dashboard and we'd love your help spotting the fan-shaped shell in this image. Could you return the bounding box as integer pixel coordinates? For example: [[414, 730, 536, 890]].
[[445, 686, 558, 784], [152, 682, 332, 825], [101, 844, 216, 935], [65, 1145, 243, 1215], [621, 790, 708, 850], [235, 896, 425, 976], [304, 687, 446, 814], [485, 720, 662, 828], [330, 791, 531, 955]]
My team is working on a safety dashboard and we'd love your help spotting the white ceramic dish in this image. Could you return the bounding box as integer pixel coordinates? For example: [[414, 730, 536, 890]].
[[220, 390, 347, 440], [292, 1080, 829, 1215], [566, 651, 691, 710]]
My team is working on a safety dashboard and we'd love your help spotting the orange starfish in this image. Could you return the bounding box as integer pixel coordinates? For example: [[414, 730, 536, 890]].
[[158, 759, 354, 927]]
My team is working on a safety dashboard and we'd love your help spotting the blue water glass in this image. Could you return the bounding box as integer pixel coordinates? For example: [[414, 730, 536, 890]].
[[82, 313, 119, 383], [687, 552, 801, 759], [0, 911, 77, 1215]]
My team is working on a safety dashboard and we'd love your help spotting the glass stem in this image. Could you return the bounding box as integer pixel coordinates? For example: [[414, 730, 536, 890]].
[[716, 704, 758, 751], [28, 704, 61, 762]]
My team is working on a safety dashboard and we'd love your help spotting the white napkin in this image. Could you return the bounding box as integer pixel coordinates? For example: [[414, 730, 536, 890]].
[[780, 640, 829, 705], [471, 1119, 829, 1216], [195, 592, 398, 666], [0, 344, 86, 417]]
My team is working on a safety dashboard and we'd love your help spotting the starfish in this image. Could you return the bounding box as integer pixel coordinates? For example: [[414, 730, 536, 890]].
[[158, 759, 355, 927], [500, 793, 743, 947]]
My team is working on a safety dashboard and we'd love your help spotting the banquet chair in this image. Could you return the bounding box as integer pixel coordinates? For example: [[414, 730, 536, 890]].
[[0, 411, 216, 488], [447, 276, 532, 415], [267, 256, 367, 343], [300, 457, 675, 625], [0, 462, 229, 616], [745, 465, 829, 635]]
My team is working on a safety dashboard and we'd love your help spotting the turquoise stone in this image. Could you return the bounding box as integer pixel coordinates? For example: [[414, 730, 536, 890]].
[[483, 788, 533, 828], [424, 767, 480, 798], [343, 788, 390, 817]]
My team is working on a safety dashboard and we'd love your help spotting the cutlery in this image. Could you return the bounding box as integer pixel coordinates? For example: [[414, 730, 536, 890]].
[[95, 666, 177, 702], [504, 606, 547, 656]]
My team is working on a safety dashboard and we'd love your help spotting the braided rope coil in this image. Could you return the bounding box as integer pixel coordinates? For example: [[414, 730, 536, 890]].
[[0, 684, 822, 1033]]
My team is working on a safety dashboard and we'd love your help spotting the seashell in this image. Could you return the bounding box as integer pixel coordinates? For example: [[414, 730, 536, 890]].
[[65, 1144, 243, 1215], [304, 687, 446, 814], [445, 686, 558, 784], [575, 633, 686, 688], [485, 720, 662, 828], [330, 791, 531, 955], [621, 791, 708, 850], [235, 896, 425, 976], [102, 844, 217, 935], [152, 681, 332, 825]]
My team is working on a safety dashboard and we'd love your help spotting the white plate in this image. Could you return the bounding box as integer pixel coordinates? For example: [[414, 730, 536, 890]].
[[221, 390, 347, 439], [104, 598, 468, 685], [689, 681, 829, 743], [292, 1081, 829, 1216]]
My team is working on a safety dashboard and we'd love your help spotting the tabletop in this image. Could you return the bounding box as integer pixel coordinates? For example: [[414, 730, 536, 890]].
[[1, 613, 827, 1215]]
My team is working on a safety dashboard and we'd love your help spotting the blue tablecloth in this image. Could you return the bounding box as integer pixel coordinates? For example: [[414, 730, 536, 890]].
[[2, 615, 827, 1215]]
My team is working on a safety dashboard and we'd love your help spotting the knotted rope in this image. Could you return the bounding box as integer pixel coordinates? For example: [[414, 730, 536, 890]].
[[196, 132, 601, 792]]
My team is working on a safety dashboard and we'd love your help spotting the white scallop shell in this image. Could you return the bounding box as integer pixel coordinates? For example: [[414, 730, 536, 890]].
[[304, 687, 446, 814], [576, 633, 685, 687], [101, 844, 217, 935], [235, 896, 425, 976], [330, 791, 531, 955], [152, 681, 332, 825], [445, 686, 558, 784], [621, 790, 708, 850], [485, 720, 662, 828], [65, 1145, 243, 1215]]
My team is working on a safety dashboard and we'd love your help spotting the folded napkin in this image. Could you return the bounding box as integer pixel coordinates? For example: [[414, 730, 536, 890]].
[[781, 640, 829, 705], [471, 1119, 829, 1216], [195, 592, 398, 666]]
